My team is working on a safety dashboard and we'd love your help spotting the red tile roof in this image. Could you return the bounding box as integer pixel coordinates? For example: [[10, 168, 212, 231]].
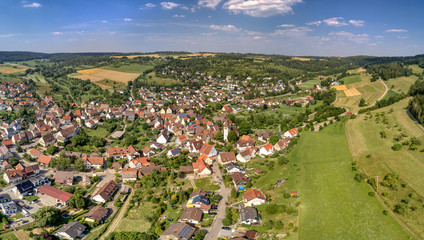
[[38, 185, 73, 202]]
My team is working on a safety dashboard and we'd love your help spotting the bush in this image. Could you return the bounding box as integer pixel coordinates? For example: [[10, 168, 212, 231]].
[[368, 192, 375, 197], [391, 144, 402, 151]]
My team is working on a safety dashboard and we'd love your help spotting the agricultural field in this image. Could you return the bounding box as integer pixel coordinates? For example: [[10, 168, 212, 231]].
[[100, 63, 154, 74], [347, 67, 367, 74], [385, 76, 419, 94], [346, 99, 424, 238], [408, 64, 424, 74], [340, 74, 363, 85], [289, 120, 411, 240], [72, 68, 140, 89], [0, 66, 28, 74], [334, 73, 386, 113], [0, 74, 22, 83]]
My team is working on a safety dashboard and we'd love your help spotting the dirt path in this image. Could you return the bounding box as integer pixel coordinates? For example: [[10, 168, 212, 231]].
[[99, 188, 134, 240], [369, 78, 388, 107]]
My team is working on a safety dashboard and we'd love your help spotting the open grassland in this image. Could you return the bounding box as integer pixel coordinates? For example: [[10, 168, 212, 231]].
[[341, 74, 363, 84], [383, 90, 400, 101], [289, 120, 411, 240], [334, 73, 386, 113], [409, 65, 424, 74], [73, 68, 140, 89], [346, 99, 424, 238], [145, 72, 181, 86], [0, 66, 28, 74], [298, 79, 321, 89], [347, 67, 367, 74], [115, 202, 153, 232], [194, 177, 219, 191], [0, 74, 22, 83], [291, 57, 326, 61], [100, 63, 154, 74], [85, 126, 109, 138], [385, 76, 418, 94]]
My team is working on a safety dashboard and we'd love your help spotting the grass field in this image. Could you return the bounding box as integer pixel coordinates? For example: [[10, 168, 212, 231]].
[[0, 232, 18, 240], [347, 67, 367, 74], [194, 177, 219, 191], [298, 79, 321, 89], [0, 74, 22, 83], [346, 99, 424, 238], [145, 72, 181, 86], [408, 65, 424, 74], [116, 202, 153, 232], [73, 68, 140, 89], [101, 63, 154, 74], [385, 76, 418, 94], [85, 126, 109, 138], [341, 74, 363, 84], [0, 66, 28, 74], [289, 120, 410, 240], [334, 73, 386, 113], [382, 90, 400, 101]]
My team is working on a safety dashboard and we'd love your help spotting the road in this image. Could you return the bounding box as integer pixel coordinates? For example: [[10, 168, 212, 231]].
[[99, 187, 133, 240], [205, 162, 231, 240], [369, 77, 389, 108]]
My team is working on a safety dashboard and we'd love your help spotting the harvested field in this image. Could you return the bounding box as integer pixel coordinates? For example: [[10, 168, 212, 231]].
[[344, 88, 361, 97], [112, 54, 161, 59], [332, 85, 347, 91], [73, 68, 140, 89], [0, 66, 28, 74]]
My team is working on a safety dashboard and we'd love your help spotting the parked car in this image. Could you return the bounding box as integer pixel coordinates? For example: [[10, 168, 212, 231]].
[[221, 227, 231, 230]]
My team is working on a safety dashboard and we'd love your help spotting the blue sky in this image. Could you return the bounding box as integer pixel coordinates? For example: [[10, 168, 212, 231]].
[[0, 0, 423, 56]]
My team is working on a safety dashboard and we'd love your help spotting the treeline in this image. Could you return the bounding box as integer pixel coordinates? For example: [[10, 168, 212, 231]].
[[409, 77, 424, 124], [366, 62, 412, 80], [358, 93, 407, 114], [0, 51, 50, 63]]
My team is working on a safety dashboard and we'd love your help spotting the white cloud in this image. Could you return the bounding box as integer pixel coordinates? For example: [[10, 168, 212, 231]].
[[52, 32, 64, 35], [23, 2, 41, 8], [328, 31, 369, 44], [397, 36, 408, 39], [386, 29, 408, 33], [173, 14, 186, 18], [349, 20, 365, 27], [210, 24, 241, 32], [0, 34, 15, 38], [252, 36, 263, 40], [223, 0, 302, 17], [306, 20, 321, 26], [323, 17, 348, 27], [143, 3, 156, 8], [273, 27, 313, 36], [101, 20, 108, 23], [278, 24, 295, 28], [198, 0, 222, 9], [124, 18, 132, 22], [161, 2, 181, 9]]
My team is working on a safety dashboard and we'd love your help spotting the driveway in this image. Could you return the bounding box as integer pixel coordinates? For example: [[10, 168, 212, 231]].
[[205, 162, 231, 240]]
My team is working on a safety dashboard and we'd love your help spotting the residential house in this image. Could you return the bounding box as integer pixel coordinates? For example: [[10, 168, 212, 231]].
[[29, 148, 42, 158], [231, 172, 249, 190], [93, 180, 119, 203], [259, 143, 274, 156], [0, 145, 13, 160], [54, 171, 74, 186], [188, 140, 203, 153], [39, 133, 56, 147], [186, 195, 211, 213], [122, 168, 138, 182], [283, 128, 299, 139], [236, 147, 256, 163], [55, 222, 87, 239], [159, 222, 195, 240], [0, 194, 11, 203], [38, 185, 73, 205], [12, 180, 36, 198], [0, 202, 18, 215], [3, 169, 24, 183], [107, 145, 139, 160], [274, 139, 289, 152], [167, 148, 182, 157], [84, 206, 109, 223], [199, 143, 217, 157], [178, 207, 203, 224], [192, 159, 212, 177], [236, 135, 255, 151], [157, 129, 170, 144], [243, 189, 266, 206], [82, 155, 104, 169], [37, 154, 52, 166], [129, 157, 154, 168], [226, 162, 244, 173], [240, 207, 260, 225], [217, 152, 236, 164]]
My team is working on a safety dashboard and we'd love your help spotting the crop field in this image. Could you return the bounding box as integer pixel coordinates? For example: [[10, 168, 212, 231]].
[[332, 85, 347, 90], [343, 88, 361, 97], [0, 66, 28, 74], [340, 74, 363, 84], [347, 67, 367, 74], [289, 120, 410, 240], [385, 75, 418, 94], [73, 68, 140, 89], [334, 73, 386, 113], [346, 99, 424, 238]]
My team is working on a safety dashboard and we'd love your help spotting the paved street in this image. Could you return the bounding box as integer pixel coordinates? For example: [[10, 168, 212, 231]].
[[205, 162, 231, 240]]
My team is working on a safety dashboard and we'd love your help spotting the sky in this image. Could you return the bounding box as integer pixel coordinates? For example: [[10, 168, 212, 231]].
[[0, 0, 423, 56]]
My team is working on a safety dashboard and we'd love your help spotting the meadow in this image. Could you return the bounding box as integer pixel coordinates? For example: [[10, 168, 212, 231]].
[[289, 120, 411, 240], [385, 76, 418, 94], [408, 64, 424, 74], [100, 63, 154, 74], [0, 66, 28, 74], [73, 68, 140, 89], [346, 99, 424, 238]]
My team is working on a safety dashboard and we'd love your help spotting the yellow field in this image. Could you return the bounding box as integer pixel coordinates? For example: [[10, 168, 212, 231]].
[[334, 73, 386, 113], [344, 88, 361, 97], [347, 67, 367, 74], [186, 53, 216, 57], [332, 85, 347, 90], [0, 66, 28, 74], [73, 68, 140, 89], [112, 54, 161, 59]]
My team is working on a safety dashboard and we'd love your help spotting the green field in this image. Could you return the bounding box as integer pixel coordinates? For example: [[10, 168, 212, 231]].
[[341, 74, 363, 84], [385, 76, 418, 94], [194, 177, 219, 191], [116, 202, 154, 232], [346, 99, 424, 238], [85, 126, 109, 138], [0, 74, 22, 83], [101, 63, 154, 74], [289, 120, 411, 240], [408, 65, 424, 74], [298, 79, 321, 89], [382, 90, 401, 101], [0, 232, 18, 240], [146, 72, 181, 86]]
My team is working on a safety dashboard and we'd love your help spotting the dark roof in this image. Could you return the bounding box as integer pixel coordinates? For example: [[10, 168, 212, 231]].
[[14, 180, 35, 194], [94, 180, 118, 201], [56, 222, 87, 239], [84, 206, 109, 222], [240, 207, 258, 221], [161, 222, 195, 240]]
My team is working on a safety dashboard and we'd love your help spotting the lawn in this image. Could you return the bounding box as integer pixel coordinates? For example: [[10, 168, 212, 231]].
[[194, 177, 219, 191], [101, 63, 154, 74], [334, 73, 386, 113], [346, 99, 424, 238], [0, 232, 18, 240], [115, 202, 154, 232], [385, 76, 418, 94], [85, 126, 109, 138], [289, 120, 410, 240], [298, 79, 321, 90]]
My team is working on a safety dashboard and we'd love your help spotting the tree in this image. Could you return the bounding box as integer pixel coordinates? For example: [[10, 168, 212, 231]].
[[215, 131, 223, 141], [222, 217, 232, 226], [74, 159, 86, 172], [391, 144, 402, 151], [227, 130, 237, 143], [8, 157, 19, 167], [231, 189, 238, 198], [238, 121, 251, 136], [394, 203, 408, 215], [359, 98, 367, 107], [46, 145, 58, 155], [68, 194, 88, 209], [269, 135, 279, 145], [31, 206, 60, 227], [193, 230, 207, 240], [265, 204, 280, 214]]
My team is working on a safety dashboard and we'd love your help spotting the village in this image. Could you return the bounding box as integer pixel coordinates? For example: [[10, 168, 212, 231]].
[[0, 73, 311, 240]]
